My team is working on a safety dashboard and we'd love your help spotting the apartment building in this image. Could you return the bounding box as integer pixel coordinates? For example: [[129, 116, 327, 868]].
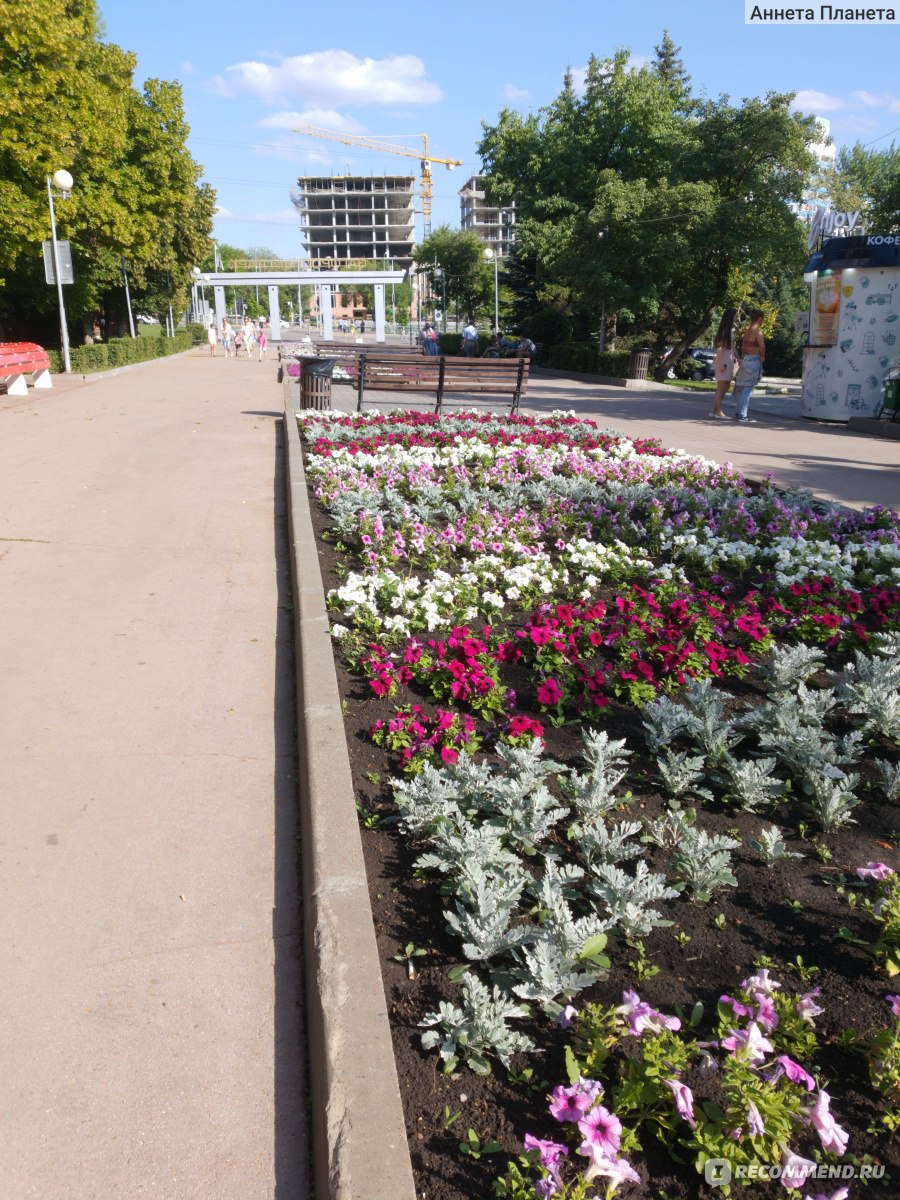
[[459, 175, 517, 256], [291, 175, 415, 264]]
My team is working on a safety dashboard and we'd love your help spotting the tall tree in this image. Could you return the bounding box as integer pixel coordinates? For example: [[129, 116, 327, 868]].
[[0, 0, 213, 340], [478, 42, 816, 376], [414, 226, 494, 323], [815, 142, 900, 233]]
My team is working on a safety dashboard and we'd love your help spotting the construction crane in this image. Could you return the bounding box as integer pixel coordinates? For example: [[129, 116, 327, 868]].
[[294, 123, 462, 237]]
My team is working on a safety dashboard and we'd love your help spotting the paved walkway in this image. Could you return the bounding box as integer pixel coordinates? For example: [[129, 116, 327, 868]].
[[0, 351, 308, 1198]]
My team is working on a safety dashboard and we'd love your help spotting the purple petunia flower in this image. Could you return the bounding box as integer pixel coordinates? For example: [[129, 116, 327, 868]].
[[805, 1089, 849, 1156], [557, 1004, 578, 1029], [665, 1079, 696, 1127], [548, 1079, 603, 1124], [774, 1054, 817, 1092], [780, 1149, 817, 1190], [720, 1022, 773, 1065], [886, 994, 900, 1017], [855, 861, 895, 880], [617, 990, 681, 1036], [796, 987, 824, 1026], [577, 1105, 622, 1157]]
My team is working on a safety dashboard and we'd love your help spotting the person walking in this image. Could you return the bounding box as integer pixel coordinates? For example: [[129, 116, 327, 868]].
[[206, 322, 218, 357], [221, 319, 234, 358], [710, 306, 739, 418], [257, 325, 268, 361], [732, 309, 766, 423], [241, 318, 255, 359], [421, 323, 439, 356], [461, 319, 478, 357]]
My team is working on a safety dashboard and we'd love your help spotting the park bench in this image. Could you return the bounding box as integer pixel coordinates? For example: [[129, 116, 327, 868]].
[[0, 342, 52, 395], [356, 353, 529, 415]]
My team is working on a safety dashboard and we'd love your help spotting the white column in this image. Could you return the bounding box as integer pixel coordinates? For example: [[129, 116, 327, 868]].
[[267, 284, 282, 341], [320, 285, 333, 339], [214, 285, 226, 328], [374, 283, 385, 343]]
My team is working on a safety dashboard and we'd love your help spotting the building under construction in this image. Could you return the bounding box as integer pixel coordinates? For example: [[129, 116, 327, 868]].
[[459, 176, 517, 256], [290, 176, 416, 264]]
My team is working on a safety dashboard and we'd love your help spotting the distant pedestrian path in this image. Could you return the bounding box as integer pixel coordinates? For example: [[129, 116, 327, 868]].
[[0, 351, 309, 1198]]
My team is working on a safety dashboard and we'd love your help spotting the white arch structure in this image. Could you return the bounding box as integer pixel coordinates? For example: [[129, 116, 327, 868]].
[[202, 269, 407, 342]]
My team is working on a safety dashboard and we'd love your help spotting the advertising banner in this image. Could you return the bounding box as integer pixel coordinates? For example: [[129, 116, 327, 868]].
[[812, 271, 842, 346]]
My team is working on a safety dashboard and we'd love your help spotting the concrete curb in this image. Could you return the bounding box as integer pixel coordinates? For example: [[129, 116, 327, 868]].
[[283, 398, 416, 1200]]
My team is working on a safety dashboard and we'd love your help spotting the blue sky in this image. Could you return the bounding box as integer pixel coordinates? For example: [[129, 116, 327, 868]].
[[100, 0, 899, 258]]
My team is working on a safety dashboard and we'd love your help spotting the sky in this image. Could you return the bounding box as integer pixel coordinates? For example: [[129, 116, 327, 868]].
[[99, 0, 899, 259]]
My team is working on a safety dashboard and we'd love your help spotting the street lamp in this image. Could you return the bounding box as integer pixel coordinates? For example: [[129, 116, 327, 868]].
[[47, 169, 73, 373], [191, 266, 201, 321], [483, 247, 499, 334], [433, 264, 447, 333]]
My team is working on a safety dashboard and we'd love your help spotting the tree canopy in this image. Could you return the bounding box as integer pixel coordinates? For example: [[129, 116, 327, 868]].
[[0, 0, 214, 340], [816, 142, 900, 234], [478, 39, 817, 375]]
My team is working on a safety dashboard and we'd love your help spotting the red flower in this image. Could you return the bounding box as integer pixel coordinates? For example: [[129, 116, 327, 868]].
[[537, 678, 562, 705]]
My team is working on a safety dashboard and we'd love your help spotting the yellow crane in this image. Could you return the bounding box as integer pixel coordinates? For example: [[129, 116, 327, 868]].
[[294, 123, 462, 237]]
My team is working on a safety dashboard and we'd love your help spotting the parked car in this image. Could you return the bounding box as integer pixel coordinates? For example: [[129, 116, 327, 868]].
[[665, 346, 716, 381]]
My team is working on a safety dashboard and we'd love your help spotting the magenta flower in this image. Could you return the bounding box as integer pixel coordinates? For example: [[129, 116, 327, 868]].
[[536, 677, 562, 706], [802, 1189, 849, 1200], [665, 1079, 696, 1127], [886, 994, 900, 1017], [774, 1054, 816, 1092], [796, 987, 824, 1025], [577, 1104, 622, 1157], [753, 992, 779, 1031], [548, 1079, 603, 1124], [855, 861, 895, 880], [523, 1134, 569, 1171], [719, 993, 754, 1019], [720, 1022, 773, 1065], [805, 1089, 849, 1156]]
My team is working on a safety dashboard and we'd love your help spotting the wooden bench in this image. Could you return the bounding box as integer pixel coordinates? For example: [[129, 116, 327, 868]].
[[0, 342, 52, 395], [355, 353, 529, 415]]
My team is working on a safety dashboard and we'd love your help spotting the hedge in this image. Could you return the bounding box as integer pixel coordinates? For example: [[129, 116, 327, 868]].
[[46, 330, 192, 375], [543, 344, 644, 378]]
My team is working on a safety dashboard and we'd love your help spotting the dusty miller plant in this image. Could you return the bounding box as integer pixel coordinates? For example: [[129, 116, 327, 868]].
[[575, 816, 644, 868], [834, 649, 900, 743], [444, 865, 532, 963], [679, 679, 742, 764], [720, 753, 783, 812], [641, 695, 696, 753], [655, 748, 714, 802], [562, 729, 632, 819], [586, 861, 678, 939], [804, 770, 860, 832], [751, 825, 803, 867], [763, 642, 826, 693], [414, 818, 521, 878], [669, 827, 740, 902], [419, 972, 535, 1074], [875, 758, 900, 802], [642, 805, 697, 852]]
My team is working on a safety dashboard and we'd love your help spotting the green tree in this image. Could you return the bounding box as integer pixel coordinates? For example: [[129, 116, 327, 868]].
[[0, 0, 213, 342], [414, 226, 494, 324], [815, 142, 900, 233], [478, 40, 817, 377]]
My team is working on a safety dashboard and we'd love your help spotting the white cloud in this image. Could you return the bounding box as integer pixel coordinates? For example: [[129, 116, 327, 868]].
[[850, 89, 900, 113], [503, 83, 529, 103], [259, 109, 366, 132], [626, 54, 652, 72], [211, 50, 442, 106], [792, 90, 846, 114]]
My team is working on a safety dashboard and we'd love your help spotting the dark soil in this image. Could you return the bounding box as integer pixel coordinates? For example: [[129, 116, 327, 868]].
[[305, 479, 900, 1200]]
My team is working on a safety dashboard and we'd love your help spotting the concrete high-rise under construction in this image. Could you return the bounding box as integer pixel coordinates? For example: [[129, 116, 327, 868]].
[[291, 176, 416, 264]]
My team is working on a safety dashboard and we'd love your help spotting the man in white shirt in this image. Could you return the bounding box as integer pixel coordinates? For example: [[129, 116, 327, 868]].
[[462, 320, 478, 357]]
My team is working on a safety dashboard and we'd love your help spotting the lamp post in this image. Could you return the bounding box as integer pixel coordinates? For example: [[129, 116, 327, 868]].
[[191, 266, 201, 322], [483, 247, 499, 334], [47, 169, 73, 373], [434, 264, 447, 333]]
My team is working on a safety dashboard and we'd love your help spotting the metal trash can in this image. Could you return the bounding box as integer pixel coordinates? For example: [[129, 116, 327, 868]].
[[627, 347, 651, 380], [300, 357, 337, 410], [880, 364, 900, 421]]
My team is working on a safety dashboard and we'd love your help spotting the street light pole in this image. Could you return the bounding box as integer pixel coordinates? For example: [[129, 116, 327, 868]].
[[47, 170, 73, 373], [483, 247, 499, 333]]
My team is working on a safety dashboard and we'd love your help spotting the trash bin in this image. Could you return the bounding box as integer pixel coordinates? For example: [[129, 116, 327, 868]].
[[300, 357, 337, 410], [880, 364, 900, 421], [627, 347, 651, 381]]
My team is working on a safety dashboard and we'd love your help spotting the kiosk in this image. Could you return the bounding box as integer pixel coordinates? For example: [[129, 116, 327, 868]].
[[802, 233, 900, 421]]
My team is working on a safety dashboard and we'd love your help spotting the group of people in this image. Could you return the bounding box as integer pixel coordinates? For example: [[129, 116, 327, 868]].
[[206, 316, 268, 361], [336, 318, 366, 334], [709, 306, 766, 423], [419, 323, 536, 359]]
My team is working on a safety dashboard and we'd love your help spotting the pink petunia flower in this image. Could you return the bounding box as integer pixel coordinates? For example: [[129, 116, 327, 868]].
[[796, 987, 825, 1025], [780, 1149, 818, 1191], [720, 1022, 773, 1065], [557, 1005, 578, 1029], [741, 968, 781, 994], [536, 678, 562, 706], [548, 1079, 603, 1124], [665, 1079, 696, 1127], [886, 994, 900, 1017], [580, 1145, 641, 1189], [805, 1089, 850, 1156], [577, 1105, 622, 1157], [774, 1055, 817, 1092], [747, 1101, 765, 1137], [523, 1134, 569, 1171], [617, 990, 681, 1036], [855, 861, 895, 880], [802, 1190, 849, 1200]]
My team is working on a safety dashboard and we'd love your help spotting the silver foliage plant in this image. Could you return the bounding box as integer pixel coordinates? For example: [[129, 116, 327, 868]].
[[669, 828, 740, 902], [419, 972, 535, 1074], [751, 824, 804, 867], [835, 646, 900, 743]]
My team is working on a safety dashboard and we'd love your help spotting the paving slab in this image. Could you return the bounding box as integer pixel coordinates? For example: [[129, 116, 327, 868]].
[[0, 353, 309, 1199]]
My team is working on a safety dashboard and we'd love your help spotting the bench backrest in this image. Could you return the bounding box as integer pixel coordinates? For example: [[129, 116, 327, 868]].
[[0, 342, 51, 372], [356, 353, 528, 414]]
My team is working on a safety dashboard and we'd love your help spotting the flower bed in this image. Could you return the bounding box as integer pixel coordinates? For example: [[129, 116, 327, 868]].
[[299, 409, 900, 1199]]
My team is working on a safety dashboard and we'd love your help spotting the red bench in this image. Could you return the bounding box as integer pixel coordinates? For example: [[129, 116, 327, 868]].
[[0, 342, 53, 395]]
